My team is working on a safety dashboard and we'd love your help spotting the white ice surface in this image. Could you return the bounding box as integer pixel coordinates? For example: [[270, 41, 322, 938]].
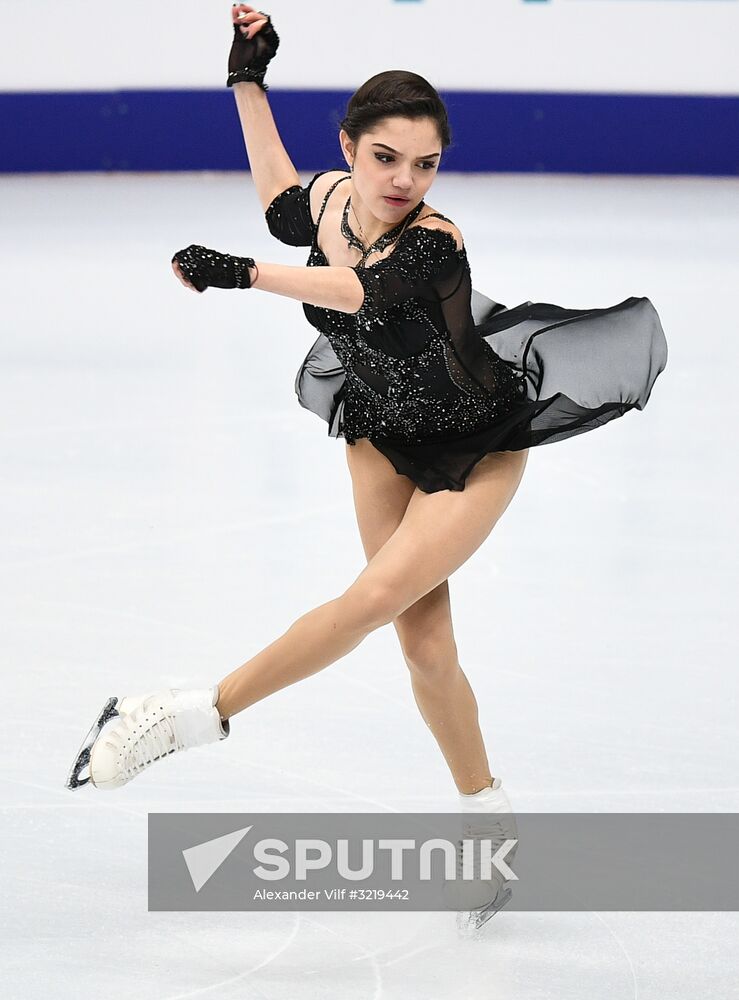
[[1, 170, 737, 998]]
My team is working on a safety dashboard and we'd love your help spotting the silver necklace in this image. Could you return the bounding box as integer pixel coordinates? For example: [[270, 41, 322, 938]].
[[341, 196, 425, 265], [351, 202, 368, 245]]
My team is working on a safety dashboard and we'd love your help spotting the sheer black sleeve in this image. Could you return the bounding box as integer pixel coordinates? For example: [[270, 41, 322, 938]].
[[264, 171, 327, 247]]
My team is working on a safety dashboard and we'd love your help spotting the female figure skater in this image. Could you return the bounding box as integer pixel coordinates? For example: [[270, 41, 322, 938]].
[[66, 6, 667, 927]]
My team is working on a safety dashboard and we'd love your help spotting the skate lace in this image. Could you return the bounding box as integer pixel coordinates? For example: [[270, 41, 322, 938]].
[[122, 707, 182, 780], [455, 815, 516, 881]]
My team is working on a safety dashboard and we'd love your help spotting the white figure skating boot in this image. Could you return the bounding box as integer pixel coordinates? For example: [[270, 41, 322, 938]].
[[65, 685, 229, 790], [444, 776, 519, 936]]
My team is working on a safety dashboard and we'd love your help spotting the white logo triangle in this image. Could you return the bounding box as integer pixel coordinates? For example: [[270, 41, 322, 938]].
[[182, 825, 253, 893]]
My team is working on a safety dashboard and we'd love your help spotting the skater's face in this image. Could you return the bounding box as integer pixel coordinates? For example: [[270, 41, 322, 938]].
[[341, 116, 442, 222]]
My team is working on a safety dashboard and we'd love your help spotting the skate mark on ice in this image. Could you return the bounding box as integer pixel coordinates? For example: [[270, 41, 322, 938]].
[[300, 914, 385, 1000], [160, 912, 302, 1000], [587, 911, 639, 1000], [0, 775, 147, 820]]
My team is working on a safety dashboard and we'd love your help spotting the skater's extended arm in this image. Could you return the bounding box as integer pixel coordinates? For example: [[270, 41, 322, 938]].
[[172, 249, 364, 314], [172, 222, 466, 315], [247, 261, 365, 313]]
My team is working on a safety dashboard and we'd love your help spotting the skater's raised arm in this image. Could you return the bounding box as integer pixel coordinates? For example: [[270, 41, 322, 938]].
[[228, 7, 300, 212], [232, 83, 300, 214]]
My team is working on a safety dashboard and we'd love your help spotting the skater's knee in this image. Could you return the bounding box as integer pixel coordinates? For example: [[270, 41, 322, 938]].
[[340, 578, 404, 631], [399, 628, 460, 680], [393, 582, 459, 679]]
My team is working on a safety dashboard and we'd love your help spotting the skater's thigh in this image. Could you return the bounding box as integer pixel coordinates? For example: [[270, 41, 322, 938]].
[[351, 449, 529, 620], [345, 438, 416, 559], [345, 439, 455, 657]]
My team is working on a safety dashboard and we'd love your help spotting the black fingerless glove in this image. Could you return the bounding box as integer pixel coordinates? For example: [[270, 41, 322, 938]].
[[227, 13, 280, 91], [172, 245, 255, 291]]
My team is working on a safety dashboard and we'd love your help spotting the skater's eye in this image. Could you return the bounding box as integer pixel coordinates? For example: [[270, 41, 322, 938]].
[[374, 154, 437, 171]]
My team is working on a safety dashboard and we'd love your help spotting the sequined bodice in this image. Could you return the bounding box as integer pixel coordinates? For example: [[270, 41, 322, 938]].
[[304, 253, 469, 441]]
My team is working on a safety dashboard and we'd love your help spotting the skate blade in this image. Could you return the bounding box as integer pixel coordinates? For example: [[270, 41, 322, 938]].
[[456, 885, 513, 937], [65, 697, 119, 790]]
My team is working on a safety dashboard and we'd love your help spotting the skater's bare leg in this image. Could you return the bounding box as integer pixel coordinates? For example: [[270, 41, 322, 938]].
[[217, 441, 415, 718], [216, 444, 529, 754], [346, 439, 528, 794], [216, 589, 386, 718], [396, 583, 493, 795]]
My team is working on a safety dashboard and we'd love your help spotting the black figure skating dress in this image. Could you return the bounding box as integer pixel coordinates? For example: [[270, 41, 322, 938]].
[[266, 170, 668, 494]]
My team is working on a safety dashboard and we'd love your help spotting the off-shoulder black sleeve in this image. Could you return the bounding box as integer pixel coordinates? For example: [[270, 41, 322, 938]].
[[264, 171, 328, 247], [350, 226, 466, 322]]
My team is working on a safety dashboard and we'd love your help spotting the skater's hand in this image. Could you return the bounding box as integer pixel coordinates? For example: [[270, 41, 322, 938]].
[[172, 258, 203, 293], [171, 244, 257, 291], [232, 4, 270, 41], [228, 5, 280, 90]]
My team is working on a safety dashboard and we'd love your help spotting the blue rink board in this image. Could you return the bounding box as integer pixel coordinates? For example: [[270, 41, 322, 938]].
[[0, 88, 736, 175]]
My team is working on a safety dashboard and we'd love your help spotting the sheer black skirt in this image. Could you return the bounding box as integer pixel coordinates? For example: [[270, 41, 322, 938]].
[[294, 292, 668, 494]]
